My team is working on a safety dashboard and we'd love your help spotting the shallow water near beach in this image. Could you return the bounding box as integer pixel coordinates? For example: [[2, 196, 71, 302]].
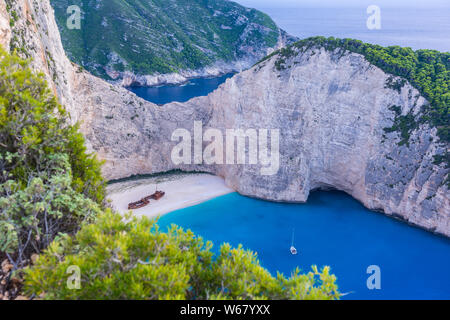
[[157, 191, 450, 300]]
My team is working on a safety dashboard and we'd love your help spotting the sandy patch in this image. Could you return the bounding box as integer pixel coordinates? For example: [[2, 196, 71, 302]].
[[107, 173, 234, 219]]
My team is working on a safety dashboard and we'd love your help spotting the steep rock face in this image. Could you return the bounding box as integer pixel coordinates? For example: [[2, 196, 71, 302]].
[[1, 0, 448, 236], [1, 0, 81, 120]]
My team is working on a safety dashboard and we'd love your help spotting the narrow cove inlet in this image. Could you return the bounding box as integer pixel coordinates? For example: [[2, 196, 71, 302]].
[[118, 78, 450, 300]]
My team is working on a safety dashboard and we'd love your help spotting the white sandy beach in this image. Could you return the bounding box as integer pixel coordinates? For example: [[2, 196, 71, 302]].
[[107, 173, 234, 219]]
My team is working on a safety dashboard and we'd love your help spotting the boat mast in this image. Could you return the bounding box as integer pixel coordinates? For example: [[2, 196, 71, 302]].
[[291, 228, 295, 247]]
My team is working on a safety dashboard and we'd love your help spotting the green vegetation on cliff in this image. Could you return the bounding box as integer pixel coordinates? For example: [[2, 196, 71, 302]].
[[50, 0, 282, 79]]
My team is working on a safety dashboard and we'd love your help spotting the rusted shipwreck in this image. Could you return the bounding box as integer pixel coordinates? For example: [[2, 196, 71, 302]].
[[128, 190, 166, 210]]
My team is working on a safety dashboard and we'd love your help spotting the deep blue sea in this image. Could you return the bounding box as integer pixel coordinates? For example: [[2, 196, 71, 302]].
[[127, 73, 234, 105], [255, 6, 450, 52], [158, 191, 450, 300]]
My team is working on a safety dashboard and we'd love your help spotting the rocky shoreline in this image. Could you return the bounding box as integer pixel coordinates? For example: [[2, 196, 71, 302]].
[[108, 32, 298, 88], [109, 61, 248, 88]]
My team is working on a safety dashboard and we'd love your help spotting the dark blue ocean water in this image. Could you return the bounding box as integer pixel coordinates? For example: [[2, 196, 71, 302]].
[[259, 7, 450, 52], [157, 191, 450, 300], [127, 73, 234, 105]]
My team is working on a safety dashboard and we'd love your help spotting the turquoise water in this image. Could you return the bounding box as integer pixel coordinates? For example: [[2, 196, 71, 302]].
[[157, 191, 450, 300], [127, 73, 234, 105]]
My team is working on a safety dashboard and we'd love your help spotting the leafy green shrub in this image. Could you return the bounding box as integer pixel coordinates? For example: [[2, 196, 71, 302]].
[[0, 47, 105, 203], [24, 211, 340, 300], [0, 47, 105, 269], [0, 154, 101, 264]]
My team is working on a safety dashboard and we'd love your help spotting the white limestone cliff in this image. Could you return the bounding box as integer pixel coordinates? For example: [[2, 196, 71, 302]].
[[0, 0, 10, 50]]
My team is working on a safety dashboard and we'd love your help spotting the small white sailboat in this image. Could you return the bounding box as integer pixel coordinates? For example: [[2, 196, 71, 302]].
[[290, 229, 298, 255]]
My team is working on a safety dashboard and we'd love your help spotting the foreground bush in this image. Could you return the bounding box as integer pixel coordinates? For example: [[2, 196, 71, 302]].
[[0, 47, 105, 270], [0, 155, 101, 263], [24, 211, 340, 300]]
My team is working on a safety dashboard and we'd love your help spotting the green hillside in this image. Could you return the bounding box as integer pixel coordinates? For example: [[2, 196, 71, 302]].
[[50, 0, 284, 79]]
